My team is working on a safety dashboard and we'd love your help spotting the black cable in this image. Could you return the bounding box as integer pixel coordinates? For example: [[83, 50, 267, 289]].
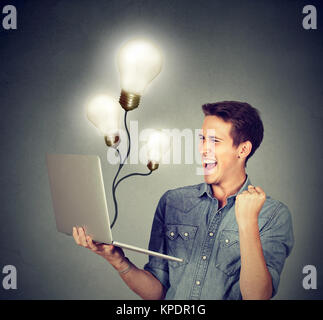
[[110, 111, 129, 228], [124, 110, 131, 165], [111, 149, 122, 229], [110, 110, 153, 229], [114, 171, 152, 191], [110, 170, 152, 229]]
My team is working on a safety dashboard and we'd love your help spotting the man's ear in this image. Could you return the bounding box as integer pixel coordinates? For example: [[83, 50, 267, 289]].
[[238, 141, 252, 159]]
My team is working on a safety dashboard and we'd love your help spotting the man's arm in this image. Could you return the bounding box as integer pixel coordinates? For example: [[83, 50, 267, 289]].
[[73, 227, 166, 300], [235, 185, 272, 300], [238, 223, 272, 299], [117, 259, 166, 300]]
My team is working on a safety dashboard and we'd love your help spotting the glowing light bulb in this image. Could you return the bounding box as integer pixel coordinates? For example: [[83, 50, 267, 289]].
[[87, 95, 121, 147], [117, 38, 163, 111], [146, 130, 170, 171]]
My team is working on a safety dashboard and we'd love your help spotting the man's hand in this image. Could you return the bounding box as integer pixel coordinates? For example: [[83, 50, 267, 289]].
[[235, 185, 266, 230], [72, 227, 126, 270], [72, 227, 166, 300]]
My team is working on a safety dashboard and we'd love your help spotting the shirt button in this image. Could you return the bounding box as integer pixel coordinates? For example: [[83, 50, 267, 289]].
[[202, 256, 207, 260], [184, 232, 189, 237], [225, 239, 229, 244], [209, 232, 214, 237], [170, 232, 175, 237], [196, 281, 201, 286]]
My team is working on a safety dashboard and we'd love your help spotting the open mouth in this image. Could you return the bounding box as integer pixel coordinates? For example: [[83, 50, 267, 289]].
[[203, 160, 217, 172]]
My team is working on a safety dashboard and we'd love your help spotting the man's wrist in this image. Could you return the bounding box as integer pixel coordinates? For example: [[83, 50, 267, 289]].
[[118, 258, 133, 275], [238, 219, 259, 235], [113, 257, 132, 273]]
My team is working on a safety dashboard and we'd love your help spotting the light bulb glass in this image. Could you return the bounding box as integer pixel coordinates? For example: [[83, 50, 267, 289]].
[[117, 39, 163, 95], [87, 95, 121, 137], [146, 130, 170, 163]]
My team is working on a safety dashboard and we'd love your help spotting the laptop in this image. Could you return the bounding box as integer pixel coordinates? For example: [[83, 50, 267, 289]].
[[46, 153, 183, 263]]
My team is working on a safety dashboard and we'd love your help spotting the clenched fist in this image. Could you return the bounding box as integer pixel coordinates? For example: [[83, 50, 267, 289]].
[[235, 185, 266, 230]]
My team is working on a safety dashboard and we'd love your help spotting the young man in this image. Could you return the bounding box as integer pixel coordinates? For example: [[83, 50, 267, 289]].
[[73, 101, 294, 300]]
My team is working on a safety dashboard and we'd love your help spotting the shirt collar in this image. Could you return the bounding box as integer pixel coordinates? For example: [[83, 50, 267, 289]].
[[198, 174, 252, 200]]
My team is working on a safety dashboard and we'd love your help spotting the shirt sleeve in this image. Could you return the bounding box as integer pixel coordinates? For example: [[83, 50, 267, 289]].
[[259, 202, 294, 298], [143, 191, 170, 292]]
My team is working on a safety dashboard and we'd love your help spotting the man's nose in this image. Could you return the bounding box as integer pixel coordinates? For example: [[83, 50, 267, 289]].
[[202, 140, 213, 155], [198, 140, 207, 155]]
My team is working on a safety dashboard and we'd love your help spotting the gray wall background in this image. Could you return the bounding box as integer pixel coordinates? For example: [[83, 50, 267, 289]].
[[0, 0, 322, 299]]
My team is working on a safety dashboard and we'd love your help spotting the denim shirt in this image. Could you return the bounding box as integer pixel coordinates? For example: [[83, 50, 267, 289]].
[[143, 175, 294, 300]]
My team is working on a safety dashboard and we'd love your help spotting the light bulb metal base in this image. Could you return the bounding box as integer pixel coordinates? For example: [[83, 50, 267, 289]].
[[119, 90, 141, 111], [147, 161, 159, 171], [104, 134, 120, 148]]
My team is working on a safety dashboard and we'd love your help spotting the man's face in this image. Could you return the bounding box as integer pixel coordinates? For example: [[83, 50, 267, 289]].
[[198, 115, 241, 185]]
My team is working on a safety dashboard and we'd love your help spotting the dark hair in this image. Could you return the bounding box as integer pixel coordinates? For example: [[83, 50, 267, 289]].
[[202, 101, 264, 167]]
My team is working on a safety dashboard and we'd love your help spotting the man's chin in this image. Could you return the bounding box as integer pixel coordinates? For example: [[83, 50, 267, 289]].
[[204, 174, 216, 184]]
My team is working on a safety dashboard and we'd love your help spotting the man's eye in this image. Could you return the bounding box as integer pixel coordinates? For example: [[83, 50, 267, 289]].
[[199, 136, 219, 143]]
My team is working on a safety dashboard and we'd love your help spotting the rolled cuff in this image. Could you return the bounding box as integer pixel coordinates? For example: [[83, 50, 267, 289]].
[[267, 265, 280, 298], [144, 263, 170, 293]]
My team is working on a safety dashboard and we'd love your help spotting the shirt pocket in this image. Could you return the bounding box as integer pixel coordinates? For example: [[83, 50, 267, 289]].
[[165, 224, 198, 268], [215, 229, 241, 277]]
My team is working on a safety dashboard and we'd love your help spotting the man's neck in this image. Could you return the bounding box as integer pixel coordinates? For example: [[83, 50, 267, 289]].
[[211, 172, 247, 208]]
